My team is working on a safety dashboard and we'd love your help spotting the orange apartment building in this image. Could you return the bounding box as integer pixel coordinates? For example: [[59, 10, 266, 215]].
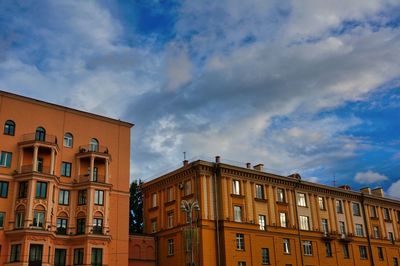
[[0, 91, 133, 266], [142, 157, 400, 266]]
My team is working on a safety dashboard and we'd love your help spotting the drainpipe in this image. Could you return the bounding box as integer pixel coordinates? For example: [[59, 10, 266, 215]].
[[213, 156, 222, 266], [361, 193, 374, 266], [293, 179, 305, 266]]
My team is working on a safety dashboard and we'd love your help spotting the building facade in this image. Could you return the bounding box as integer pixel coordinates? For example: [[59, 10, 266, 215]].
[[129, 234, 156, 266], [0, 91, 132, 266], [142, 157, 400, 266]]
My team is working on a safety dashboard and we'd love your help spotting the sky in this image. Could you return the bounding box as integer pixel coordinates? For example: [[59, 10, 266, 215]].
[[0, 0, 400, 196]]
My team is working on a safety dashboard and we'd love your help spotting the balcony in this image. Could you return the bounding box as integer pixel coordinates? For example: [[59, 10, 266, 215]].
[[20, 164, 53, 175], [19, 133, 58, 146], [339, 233, 353, 242], [92, 226, 103, 235], [78, 145, 109, 154], [78, 174, 106, 184], [322, 232, 336, 241]]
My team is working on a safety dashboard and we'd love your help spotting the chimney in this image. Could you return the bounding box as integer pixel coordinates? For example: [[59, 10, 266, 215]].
[[183, 160, 189, 166], [246, 163, 251, 169], [288, 173, 301, 180], [338, 185, 351, 191], [371, 187, 384, 197], [253, 164, 264, 171], [215, 156, 220, 163], [360, 187, 371, 195]]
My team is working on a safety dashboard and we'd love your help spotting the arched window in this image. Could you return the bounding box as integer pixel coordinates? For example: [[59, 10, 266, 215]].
[[63, 133, 73, 148], [4, 120, 15, 136], [35, 127, 46, 141], [15, 205, 25, 229], [90, 138, 99, 152]]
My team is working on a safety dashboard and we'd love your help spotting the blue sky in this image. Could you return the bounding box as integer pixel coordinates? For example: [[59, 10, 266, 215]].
[[0, 0, 400, 196]]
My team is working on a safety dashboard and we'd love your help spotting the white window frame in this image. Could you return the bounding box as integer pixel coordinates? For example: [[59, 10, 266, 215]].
[[167, 239, 174, 256], [299, 215, 310, 231], [236, 233, 245, 250], [303, 241, 312, 256], [297, 193, 307, 207], [283, 239, 290, 254], [234, 206, 242, 222], [280, 212, 287, 228], [232, 180, 241, 195], [259, 215, 266, 230]]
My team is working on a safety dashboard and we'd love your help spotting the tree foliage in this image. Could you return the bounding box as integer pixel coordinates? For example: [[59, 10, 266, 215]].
[[129, 179, 143, 234]]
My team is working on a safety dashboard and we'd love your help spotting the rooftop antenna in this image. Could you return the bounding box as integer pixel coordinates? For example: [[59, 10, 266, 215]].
[[183, 151, 186, 161], [333, 174, 336, 187]]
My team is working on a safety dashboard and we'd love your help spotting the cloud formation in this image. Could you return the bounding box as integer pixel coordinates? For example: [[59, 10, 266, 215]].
[[355, 171, 388, 184]]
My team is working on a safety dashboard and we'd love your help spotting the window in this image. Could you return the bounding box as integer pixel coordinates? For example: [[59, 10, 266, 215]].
[[325, 241, 332, 257], [259, 215, 266, 230], [262, 248, 270, 264], [35, 182, 47, 199], [370, 206, 378, 218], [277, 188, 285, 203], [35, 127, 46, 141], [58, 190, 69, 205], [373, 226, 380, 238], [355, 224, 364, 237], [33, 210, 45, 228], [167, 212, 174, 228], [0, 212, 4, 227], [255, 184, 264, 199], [0, 152, 12, 168], [359, 246, 367, 259], [234, 206, 242, 222], [151, 193, 157, 208], [378, 247, 384, 261], [299, 216, 310, 231], [91, 248, 103, 266], [151, 219, 157, 233], [394, 257, 399, 266], [19, 181, 28, 198], [167, 239, 174, 256], [318, 196, 325, 210], [342, 244, 350, 258], [383, 208, 391, 221], [238, 262, 246, 266], [78, 190, 87, 205], [280, 212, 287, 228], [352, 203, 361, 216], [77, 218, 85, 234], [15, 211, 24, 229], [89, 138, 99, 152], [297, 193, 307, 207], [37, 158, 43, 173], [232, 180, 241, 195], [63, 133, 73, 148], [61, 162, 72, 177], [236, 233, 245, 250], [303, 241, 312, 256], [54, 249, 67, 266], [167, 187, 174, 202], [336, 200, 343, 213], [56, 218, 68, 235], [93, 218, 103, 234], [4, 120, 15, 135], [29, 244, 43, 265], [389, 232, 395, 243], [94, 190, 104, 205], [397, 211, 400, 223], [322, 219, 329, 233], [10, 244, 21, 262], [0, 181, 8, 198], [339, 221, 346, 234], [283, 239, 290, 254], [74, 249, 84, 265], [184, 180, 192, 196]]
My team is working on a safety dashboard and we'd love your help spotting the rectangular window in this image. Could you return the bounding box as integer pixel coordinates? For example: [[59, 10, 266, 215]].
[[394, 257, 399, 266], [167, 212, 174, 228], [167, 187, 174, 202], [277, 188, 285, 203], [0, 212, 4, 227], [299, 216, 310, 231], [377, 247, 384, 261], [56, 218, 68, 235], [91, 248, 103, 266], [352, 203, 361, 216], [255, 184, 264, 199], [151, 193, 157, 208], [359, 246, 367, 259], [78, 190, 87, 205], [373, 226, 380, 239], [283, 239, 290, 254], [93, 218, 103, 234], [33, 211, 45, 228], [236, 233, 245, 250], [0, 151, 12, 167], [232, 180, 241, 195], [0, 181, 9, 198], [94, 190, 104, 205], [29, 244, 43, 265], [167, 239, 174, 256], [259, 215, 266, 230], [336, 200, 343, 213], [234, 206, 242, 222], [303, 241, 312, 256], [325, 241, 332, 257], [397, 211, 400, 223], [383, 208, 391, 221], [297, 193, 307, 207], [262, 248, 270, 264], [15, 212, 24, 229], [151, 219, 157, 233], [318, 196, 325, 210], [238, 262, 246, 266], [339, 221, 346, 235], [280, 212, 287, 228], [184, 180, 192, 196], [61, 162, 72, 177], [76, 218, 85, 234], [35, 182, 47, 199], [355, 224, 364, 237], [342, 244, 350, 259], [58, 190, 69, 205], [74, 249, 84, 265], [370, 206, 378, 218], [54, 249, 67, 266], [10, 244, 21, 262], [18, 181, 28, 198], [322, 218, 329, 233], [389, 232, 395, 243]]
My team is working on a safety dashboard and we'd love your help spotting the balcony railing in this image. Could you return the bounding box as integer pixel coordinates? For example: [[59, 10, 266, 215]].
[[78, 145, 109, 154], [20, 133, 58, 144], [92, 226, 103, 235], [21, 164, 52, 175], [79, 174, 106, 183]]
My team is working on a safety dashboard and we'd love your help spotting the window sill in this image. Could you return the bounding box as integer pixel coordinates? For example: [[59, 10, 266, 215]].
[[254, 198, 267, 202], [236, 249, 245, 252], [370, 217, 379, 220], [148, 206, 159, 212], [276, 201, 288, 206], [182, 193, 194, 200], [231, 194, 245, 199]]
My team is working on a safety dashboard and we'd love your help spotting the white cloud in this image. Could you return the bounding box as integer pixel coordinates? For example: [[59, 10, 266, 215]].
[[355, 170, 388, 184], [387, 180, 400, 198]]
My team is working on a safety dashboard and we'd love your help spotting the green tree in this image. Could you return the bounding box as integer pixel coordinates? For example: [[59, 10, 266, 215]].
[[129, 179, 143, 234]]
